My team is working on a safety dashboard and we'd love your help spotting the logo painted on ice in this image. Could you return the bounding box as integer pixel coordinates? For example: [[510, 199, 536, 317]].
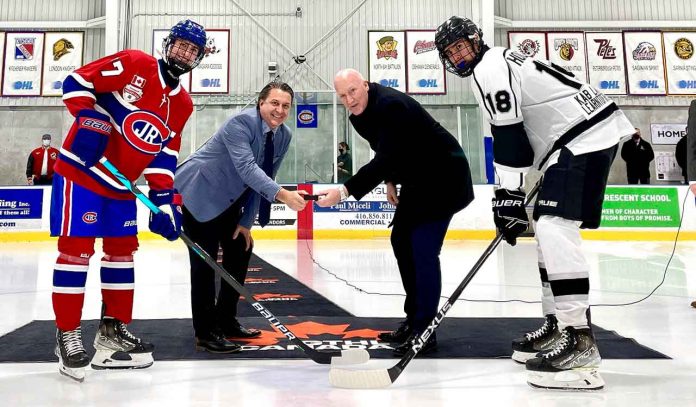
[[121, 111, 171, 155], [82, 212, 97, 224]]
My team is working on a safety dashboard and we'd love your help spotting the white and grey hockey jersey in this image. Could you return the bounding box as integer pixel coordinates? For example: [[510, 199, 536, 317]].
[[471, 46, 634, 189]]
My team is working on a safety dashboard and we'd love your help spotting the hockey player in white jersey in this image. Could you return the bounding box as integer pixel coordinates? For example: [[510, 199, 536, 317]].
[[436, 16, 635, 391]]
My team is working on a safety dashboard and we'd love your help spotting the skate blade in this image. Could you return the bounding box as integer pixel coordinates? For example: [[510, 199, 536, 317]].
[[527, 368, 605, 391], [58, 364, 85, 382], [91, 349, 154, 370], [511, 350, 536, 364]]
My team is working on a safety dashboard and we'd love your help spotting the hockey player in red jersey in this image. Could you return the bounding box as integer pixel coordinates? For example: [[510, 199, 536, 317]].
[[50, 20, 207, 382]]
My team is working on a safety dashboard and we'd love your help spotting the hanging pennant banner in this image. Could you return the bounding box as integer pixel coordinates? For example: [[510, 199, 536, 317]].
[[368, 31, 406, 93], [42, 32, 84, 96], [2, 32, 44, 96], [585, 32, 627, 95], [623, 31, 666, 95], [546, 32, 588, 82], [190, 29, 229, 94], [508, 32, 547, 59], [405, 30, 446, 94], [663, 32, 696, 95], [152, 29, 190, 92]]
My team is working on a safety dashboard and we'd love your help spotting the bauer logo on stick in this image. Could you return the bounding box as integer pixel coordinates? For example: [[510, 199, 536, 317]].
[[121, 111, 172, 155]]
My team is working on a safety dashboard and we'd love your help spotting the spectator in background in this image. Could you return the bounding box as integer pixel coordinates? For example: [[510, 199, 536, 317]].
[[337, 141, 352, 183], [26, 134, 59, 185], [685, 100, 696, 309], [675, 131, 687, 184], [621, 128, 654, 184]]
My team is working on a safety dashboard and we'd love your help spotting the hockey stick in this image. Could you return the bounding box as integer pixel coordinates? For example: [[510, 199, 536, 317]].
[[329, 181, 542, 388], [100, 157, 369, 366]]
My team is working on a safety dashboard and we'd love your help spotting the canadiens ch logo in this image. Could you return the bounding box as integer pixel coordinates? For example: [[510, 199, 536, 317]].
[[82, 212, 98, 224], [121, 111, 171, 155]]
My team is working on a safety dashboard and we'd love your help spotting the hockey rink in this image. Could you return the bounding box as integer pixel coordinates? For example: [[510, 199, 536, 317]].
[[0, 237, 695, 406]]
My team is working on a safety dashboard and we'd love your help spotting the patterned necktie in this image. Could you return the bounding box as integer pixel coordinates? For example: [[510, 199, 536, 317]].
[[257, 131, 274, 227]]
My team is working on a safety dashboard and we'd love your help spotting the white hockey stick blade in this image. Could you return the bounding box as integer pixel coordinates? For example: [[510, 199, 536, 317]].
[[330, 349, 370, 366], [329, 367, 392, 389]]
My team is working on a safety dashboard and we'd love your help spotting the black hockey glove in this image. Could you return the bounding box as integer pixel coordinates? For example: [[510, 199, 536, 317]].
[[492, 188, 528, 246]]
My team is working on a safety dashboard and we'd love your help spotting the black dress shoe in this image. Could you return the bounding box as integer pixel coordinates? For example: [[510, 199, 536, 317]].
[[378, 321, 411, 343], [221, 324, 262, 339], [195, 334, 242, 353], [392, 332, 437, 356]]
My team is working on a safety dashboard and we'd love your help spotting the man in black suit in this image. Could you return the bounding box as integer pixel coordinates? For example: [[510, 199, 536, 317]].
[[621, 128, 654, 184], [317, 69, 475, 355]]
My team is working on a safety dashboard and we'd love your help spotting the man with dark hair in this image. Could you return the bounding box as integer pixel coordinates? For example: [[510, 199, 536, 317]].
[[26, 134, 59, 185], [318, 68, 474, 357], [337, 141, 352, 183], [436, 15, 635, 390], [175, 81, 307, 353]]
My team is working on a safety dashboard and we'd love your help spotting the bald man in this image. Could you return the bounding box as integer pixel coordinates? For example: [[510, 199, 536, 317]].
[[317, 69, 474, 355]]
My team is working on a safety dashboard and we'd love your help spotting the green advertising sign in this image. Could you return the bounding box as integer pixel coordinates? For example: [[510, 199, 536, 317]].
[[600, 187, 680, 227]]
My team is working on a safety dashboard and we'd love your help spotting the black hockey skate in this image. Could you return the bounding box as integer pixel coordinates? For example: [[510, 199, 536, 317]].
[[526, 326, 604, 391], [511, 314, 562, 363], [91, 317, 154, 370], [55, 327, 90, 382]]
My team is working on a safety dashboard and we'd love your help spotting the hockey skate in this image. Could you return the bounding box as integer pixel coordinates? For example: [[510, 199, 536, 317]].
[[55, 327, 91, 382], [526, 326, 604, 391], [91, 317, 154, 370], [511, 314, 562, 363]]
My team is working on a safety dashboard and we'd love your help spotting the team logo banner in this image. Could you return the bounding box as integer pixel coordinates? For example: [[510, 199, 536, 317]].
[[152, 29, 190, 92], [190, 29, 229, 94], [586, 32, 627, 95], [405, 30, 446, 94], [42, 32, 84, 96], [508, 32, 547, 59], [2, 32, 44, 96], [368, 31, 406, 93], [296, 104, 318, 128], [623, 31, 666, 95], [546, 32, 588, 82], [663, 32, 696, 95]]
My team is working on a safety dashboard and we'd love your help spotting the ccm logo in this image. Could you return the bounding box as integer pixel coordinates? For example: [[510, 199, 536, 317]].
[[82, 212, 98, 224]]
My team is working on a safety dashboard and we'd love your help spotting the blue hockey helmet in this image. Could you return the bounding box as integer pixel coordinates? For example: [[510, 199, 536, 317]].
[[162, 19, 207, 77]]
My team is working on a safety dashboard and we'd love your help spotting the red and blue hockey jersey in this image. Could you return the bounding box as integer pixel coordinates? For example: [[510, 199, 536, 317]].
[[55, 49, 193, 199]]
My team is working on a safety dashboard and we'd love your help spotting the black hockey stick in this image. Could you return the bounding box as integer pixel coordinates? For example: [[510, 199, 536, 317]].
[[329, 181, 542, 388], [100, 158, 369, 366]]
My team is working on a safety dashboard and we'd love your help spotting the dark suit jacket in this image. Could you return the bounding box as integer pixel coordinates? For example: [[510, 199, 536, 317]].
[[344, 83, 474, 223], [687, 100, 696, 182]]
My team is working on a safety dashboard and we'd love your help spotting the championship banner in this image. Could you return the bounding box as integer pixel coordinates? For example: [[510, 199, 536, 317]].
[[42, 32, 84, 96], [190, 29, 229, 94], [623, 31, 666, 95], [405, 30, 446, 94], [585, 32, 627, 95], [546, 32, 588, 82], [601, 187, 679, 227], [507, 32, 547, 59], [368, 31, 406, 93], [663, 32, 696, 95], [0, 188, 43, 230], [650, 123, 686, 145], [2, 32, 44, 96], [152, 29, 190, 92]]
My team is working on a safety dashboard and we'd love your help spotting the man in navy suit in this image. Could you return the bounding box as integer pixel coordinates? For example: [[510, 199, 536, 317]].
[[175, 82, 307, 353]]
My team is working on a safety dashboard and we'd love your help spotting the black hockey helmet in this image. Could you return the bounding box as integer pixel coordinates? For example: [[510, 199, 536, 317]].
[[435, 16, 484, 77], [162, 19, 207, 77]]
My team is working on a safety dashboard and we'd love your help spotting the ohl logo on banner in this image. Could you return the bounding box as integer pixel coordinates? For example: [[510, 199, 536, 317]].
[[121, 111, 171, 155]]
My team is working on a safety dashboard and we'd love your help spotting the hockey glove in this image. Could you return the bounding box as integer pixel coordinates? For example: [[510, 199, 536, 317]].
[[148, 189, 183, 241], [70, 110, 112, 168], [492, 188, 528, 246]]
